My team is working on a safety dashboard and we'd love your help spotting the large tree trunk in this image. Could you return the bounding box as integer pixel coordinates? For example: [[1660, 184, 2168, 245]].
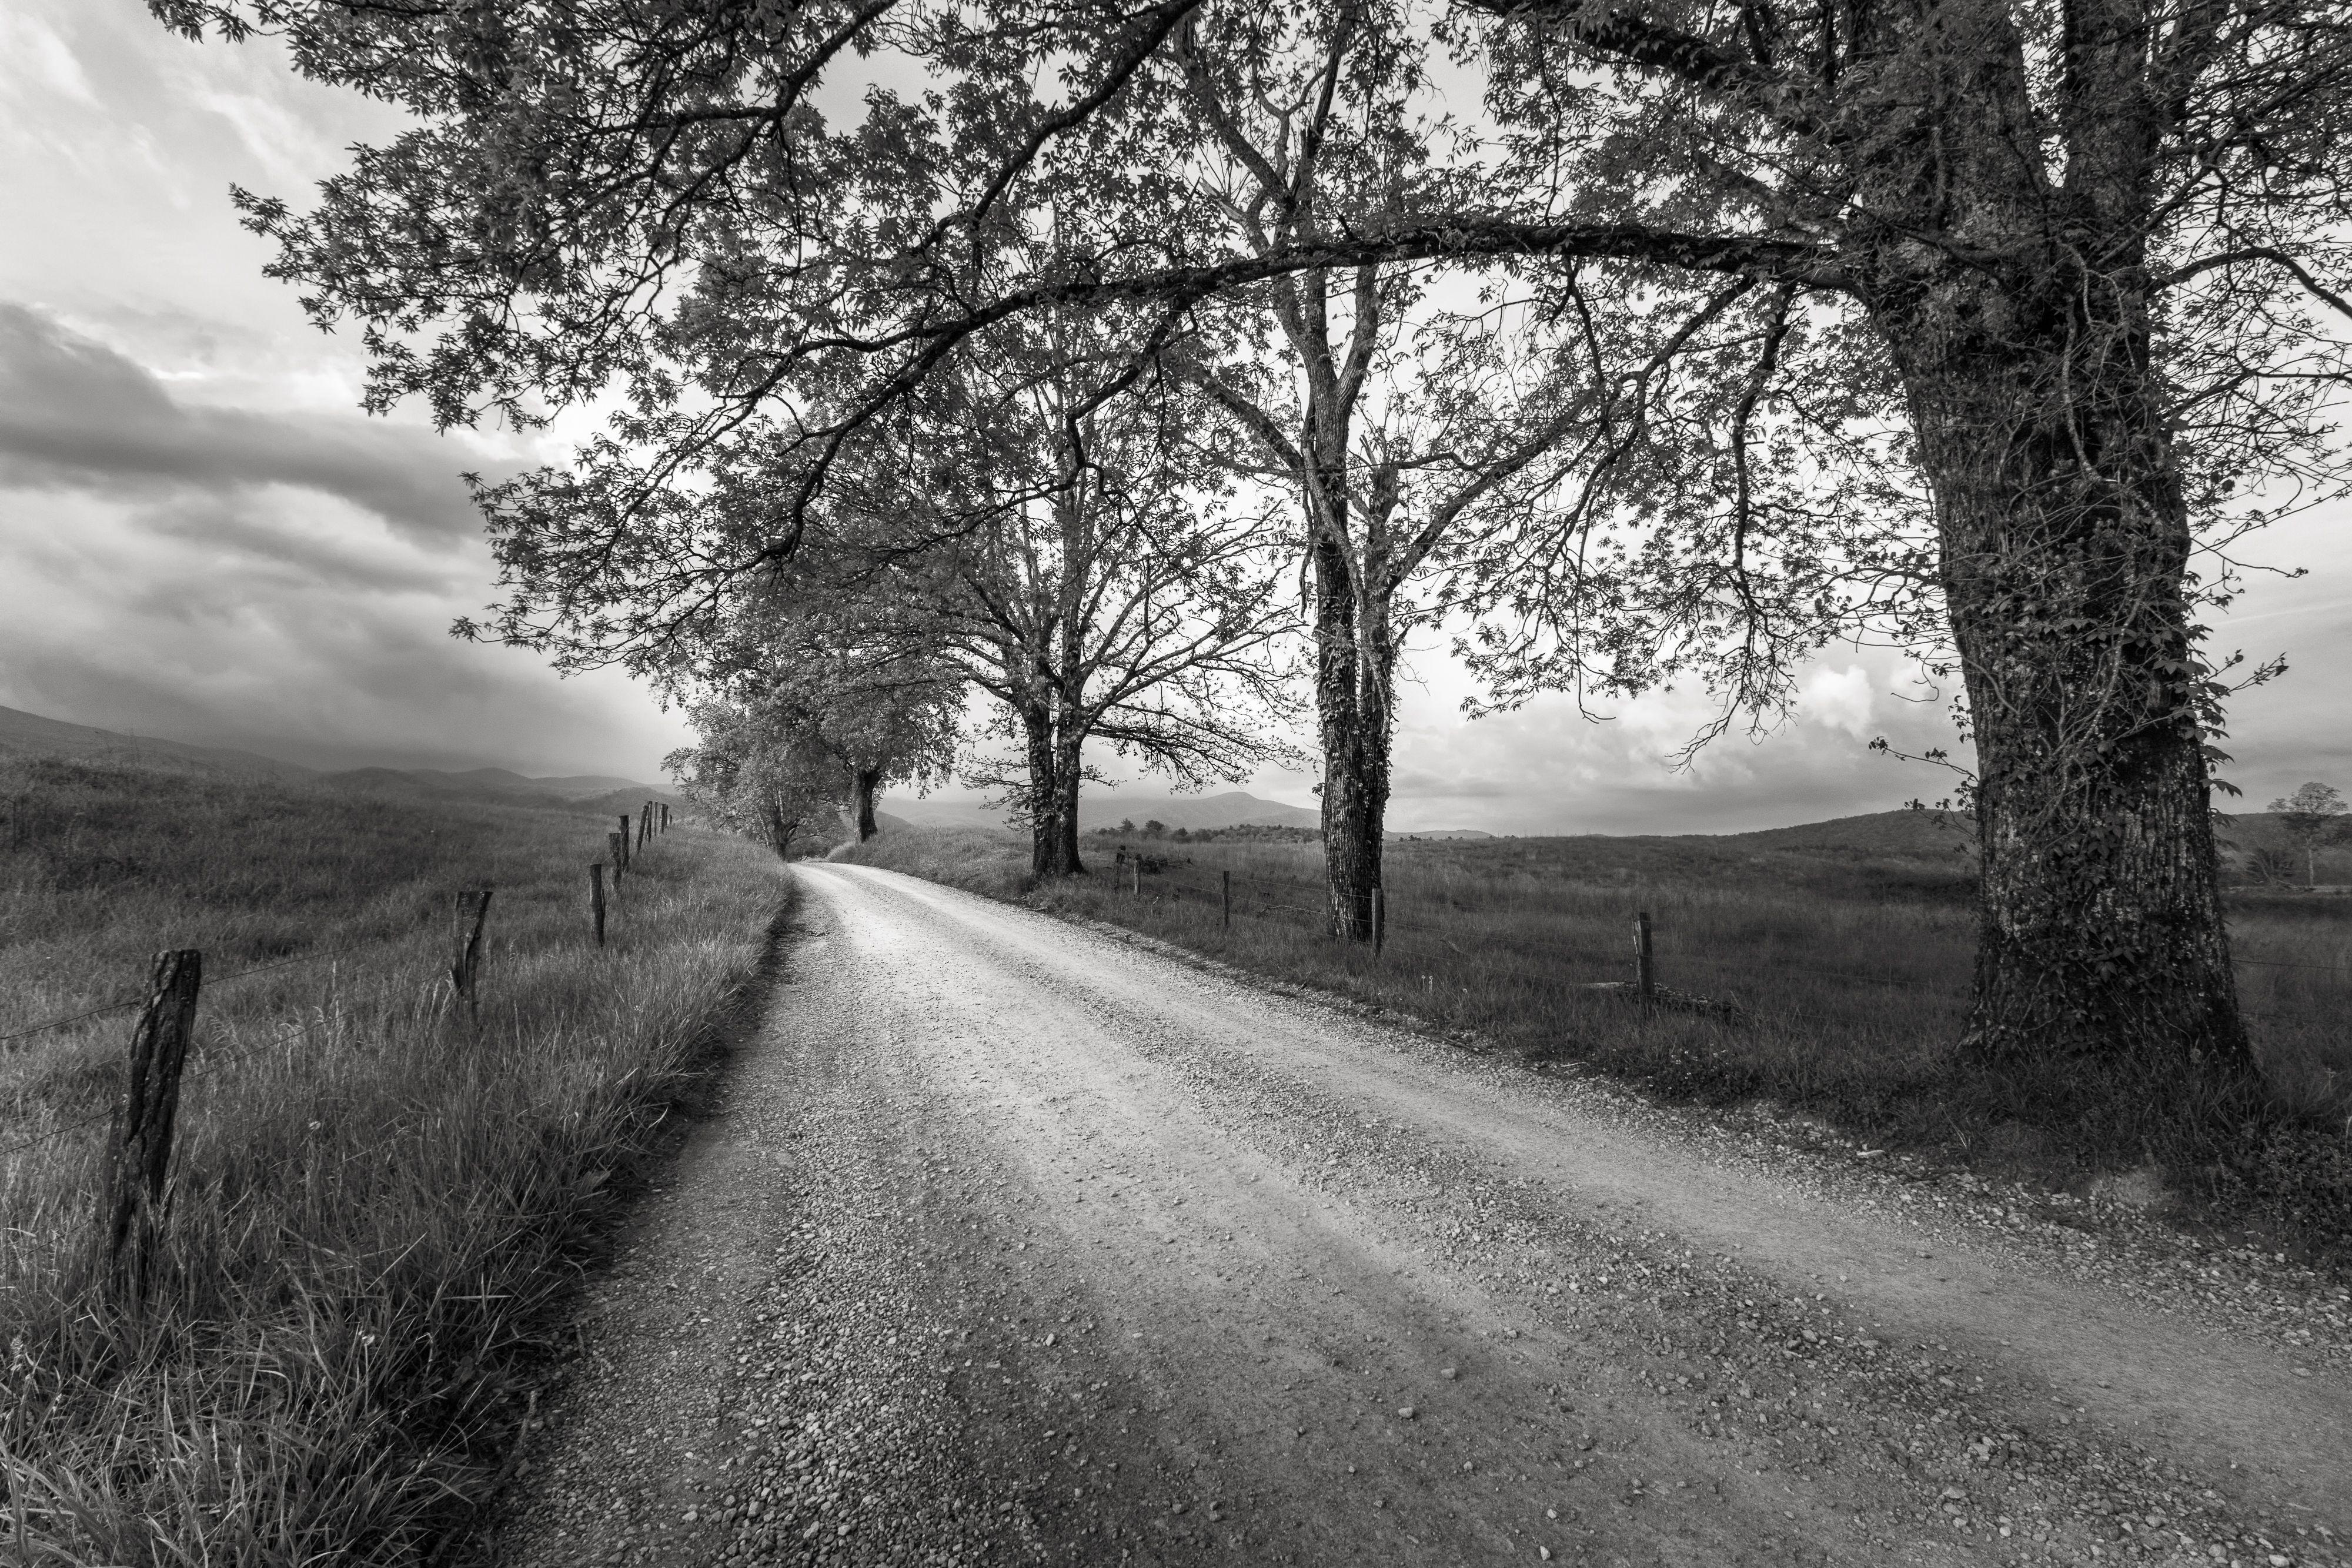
[[1046, 728, 1085, 878], [1314, 532, 1394, 941], [851, 766, 883, 841], [1018, 701, 1063, 880], [1014, 700, 1087, 878], [1879, 253, 2254, 1106]]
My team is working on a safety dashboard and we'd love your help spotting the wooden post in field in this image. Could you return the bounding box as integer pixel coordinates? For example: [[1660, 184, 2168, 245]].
[[590, 863, 607, 948], [1634, 911, 1654, 1001], [639, 801, 654, 851], [616, 815, 632, 870], [1222, 870, 1231, 930], [1132, 857, 1142, 897], [660, 803, 670, 833], [101, 949, 201, 1299], [607, 831, 627, 885], [451, 890, 492, 1017], [1372, 887, 1385, 957]]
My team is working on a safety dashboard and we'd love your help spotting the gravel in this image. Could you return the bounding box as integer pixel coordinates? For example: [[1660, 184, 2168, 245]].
[[468, 867, 2349, 1567]]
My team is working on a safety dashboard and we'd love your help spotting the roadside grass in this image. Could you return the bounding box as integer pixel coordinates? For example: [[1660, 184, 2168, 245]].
[[840, 820, 2352, 1251], [1, 753, 785, 1567]]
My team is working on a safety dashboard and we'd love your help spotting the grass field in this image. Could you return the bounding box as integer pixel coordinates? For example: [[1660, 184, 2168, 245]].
[[838, 815, 2352, 1250], [1, 753, 785, 1567]]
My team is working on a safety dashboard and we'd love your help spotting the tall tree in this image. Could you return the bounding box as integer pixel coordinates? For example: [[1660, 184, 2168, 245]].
[[667, 701, 844, 859], [2268, 782, 2348, 888], [1161, 8, 1433, 941], [1441, 0, 2352, 1099], [811, 323, 1302, 878], [162, 0, 2352, 1106], [700, 604, 964, 841]]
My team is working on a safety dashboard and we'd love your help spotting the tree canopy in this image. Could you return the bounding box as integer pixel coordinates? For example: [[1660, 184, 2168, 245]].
[[152, 0, 2352, 1112]]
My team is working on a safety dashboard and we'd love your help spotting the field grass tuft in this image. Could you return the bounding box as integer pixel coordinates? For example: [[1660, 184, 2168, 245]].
[[1, 754, 786, 1567]]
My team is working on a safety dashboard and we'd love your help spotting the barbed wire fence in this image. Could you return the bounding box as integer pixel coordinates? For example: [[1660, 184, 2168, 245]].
[[1102, 843, 2346, 1031], [1, 798, 689, 1305]]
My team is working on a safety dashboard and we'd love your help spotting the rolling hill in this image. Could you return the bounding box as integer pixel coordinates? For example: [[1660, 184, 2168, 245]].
[[0, 702, 673, 810], [0, 702, 313, 780]]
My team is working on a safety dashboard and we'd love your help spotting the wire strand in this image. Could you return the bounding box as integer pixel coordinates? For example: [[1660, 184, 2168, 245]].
[[0, 1011, 348, 1162], [0, 942, 377, 1048]]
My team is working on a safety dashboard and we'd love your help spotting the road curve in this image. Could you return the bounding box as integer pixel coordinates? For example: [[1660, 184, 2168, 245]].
[[491, 862, 2349, 1568]]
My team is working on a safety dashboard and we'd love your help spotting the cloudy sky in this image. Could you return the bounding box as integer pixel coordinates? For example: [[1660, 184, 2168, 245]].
[[3, 4, 2347, 830]]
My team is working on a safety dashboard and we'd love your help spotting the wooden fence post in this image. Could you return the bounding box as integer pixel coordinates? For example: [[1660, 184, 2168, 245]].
[[102, 949, 202, 1299], [639, 801, 654, 850], [616, 815, 632, 870], [1372, 887, 1385, 957], [590, 863, 607, 948], [660, 803, 670, 833], [608, 831, 627, 884], [451, 890, 492, 1017], [1222, 869, 1231, 930], [1132, 857, 1141, 897], [1634, 911, 1653, 1000]]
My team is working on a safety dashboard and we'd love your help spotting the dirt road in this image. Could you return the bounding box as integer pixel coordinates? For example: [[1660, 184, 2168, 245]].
[[489, 863, 2350, 1567]]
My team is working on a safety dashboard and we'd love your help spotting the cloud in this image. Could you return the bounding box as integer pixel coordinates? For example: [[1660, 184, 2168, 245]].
[[0, 305, 690, 780], [0, 480, 690, 777], [1389, 768, 1518, 799], [0, 11, 96, 109], [0, 304, 483, 545], [1800, 664, 1877, 739]]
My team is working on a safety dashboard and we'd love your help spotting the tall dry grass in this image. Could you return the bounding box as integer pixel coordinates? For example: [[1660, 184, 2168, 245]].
[[840, 820, 2352, 1248], [1, 754, 786, 1566]]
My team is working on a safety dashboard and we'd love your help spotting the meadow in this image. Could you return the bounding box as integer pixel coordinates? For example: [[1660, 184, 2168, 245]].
[[840, 813, 2352, 1249], [1, 753, 786, 1567]]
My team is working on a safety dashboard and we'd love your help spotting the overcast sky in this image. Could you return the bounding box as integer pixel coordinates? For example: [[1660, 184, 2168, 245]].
[[3, 2, 2346, 830]]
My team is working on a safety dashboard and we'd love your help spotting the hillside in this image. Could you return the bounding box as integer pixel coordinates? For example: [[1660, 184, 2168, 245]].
[[0, 747, 780, 1566], [0, 701, 312, 780], [1718, 807, 1977, 859], [0, 701, 674, 811]]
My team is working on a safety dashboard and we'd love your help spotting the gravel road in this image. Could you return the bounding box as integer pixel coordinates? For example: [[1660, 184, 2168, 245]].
[[486, 862, 2351, 1567]]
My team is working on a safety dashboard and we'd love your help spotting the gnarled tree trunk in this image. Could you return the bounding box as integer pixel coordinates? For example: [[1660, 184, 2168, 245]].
[[1016, 698, 1087, 880], [1314, 532, 1395, 941], [1880, 247, 2253, 1106], [1047, 723, 1085, 878], [851, 765, 883, 841]]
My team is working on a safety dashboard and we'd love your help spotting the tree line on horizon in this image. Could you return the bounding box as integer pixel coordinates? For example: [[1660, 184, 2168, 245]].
[[154, 0, 2352, 1128]]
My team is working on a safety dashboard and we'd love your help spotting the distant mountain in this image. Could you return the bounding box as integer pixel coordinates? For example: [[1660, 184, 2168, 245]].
[[1079, 791, 1320, 831], [0, 702, 314, 780], [384, 767, 657, 802], [320, 768, 677, 812], [1388, 828, 1495, 841], [0, 701, 670, 809], [878, 797, 1016, 831], [522, 773, 654, 800]]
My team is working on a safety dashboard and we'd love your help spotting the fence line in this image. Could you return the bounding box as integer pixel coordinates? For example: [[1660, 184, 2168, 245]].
[[2, 803, 691, 1053], [0, 1005, 353, 1164], [1104, 845, 2341, 1025], [3, 800, 691, 1267], [0, 939, 418, 1049]]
